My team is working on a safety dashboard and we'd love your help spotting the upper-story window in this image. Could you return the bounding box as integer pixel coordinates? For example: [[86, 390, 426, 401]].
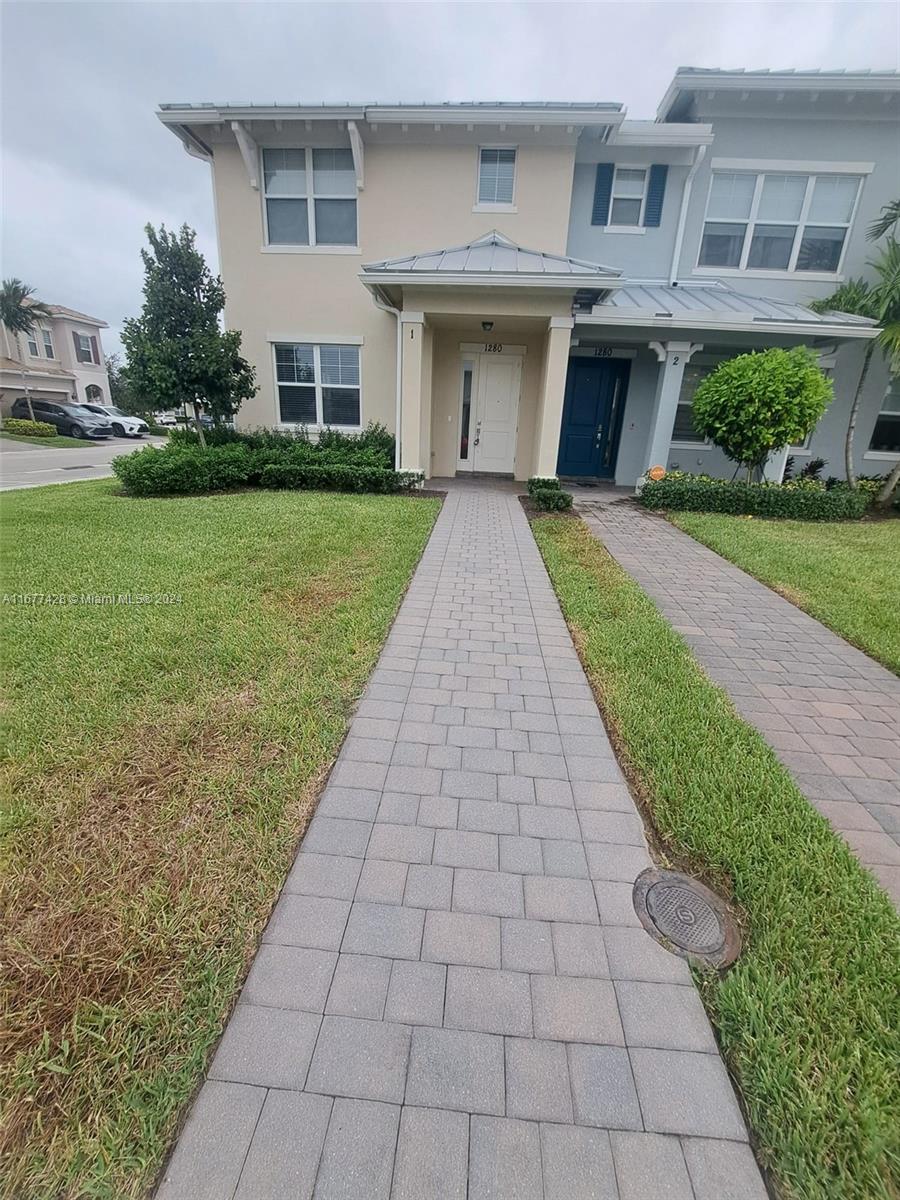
[[698, 171, 862, 274], [263, 148, 357, 246], [609, 168, 648, 226], [477, 147, 516, 207], [26, 332, 40, 356], [42, 328, 54, 358], [74, 332, 100, 364]]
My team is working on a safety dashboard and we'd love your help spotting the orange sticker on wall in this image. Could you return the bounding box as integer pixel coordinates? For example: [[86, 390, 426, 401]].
[[648, 466, 667, 481]]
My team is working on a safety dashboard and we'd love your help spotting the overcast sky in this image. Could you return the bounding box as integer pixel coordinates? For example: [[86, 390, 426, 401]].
[[2, 0, 898, 356]]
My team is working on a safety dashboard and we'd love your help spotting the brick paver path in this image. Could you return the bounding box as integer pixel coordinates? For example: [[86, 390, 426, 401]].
[[579, 500, 900, 907], [157, 483, 765, 1200]]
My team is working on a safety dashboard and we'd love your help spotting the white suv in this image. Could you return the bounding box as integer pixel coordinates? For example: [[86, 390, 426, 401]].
[[82, 404, 149, 438]]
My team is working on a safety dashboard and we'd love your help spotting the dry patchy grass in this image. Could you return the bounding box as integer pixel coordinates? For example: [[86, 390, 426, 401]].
[[0, 481, 438, 1198]]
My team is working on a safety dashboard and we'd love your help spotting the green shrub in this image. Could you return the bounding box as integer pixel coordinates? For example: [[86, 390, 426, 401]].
[[169, 421, 395, 467], [112, 442, 420, 497], [640, 473, 871, 520], [112, 444, 253, 496], [692, 348, 832, 475], [526, 476, 561, 497], [532, 486, 573, 512], [3, 418, 56, 438]]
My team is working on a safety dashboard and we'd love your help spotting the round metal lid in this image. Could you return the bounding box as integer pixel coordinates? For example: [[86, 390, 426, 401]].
[[633, 868, 741, 969]]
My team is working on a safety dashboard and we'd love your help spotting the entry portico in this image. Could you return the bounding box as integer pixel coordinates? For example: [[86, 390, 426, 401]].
[[362, 235, 878, 484], [360, 231, 620, 480]]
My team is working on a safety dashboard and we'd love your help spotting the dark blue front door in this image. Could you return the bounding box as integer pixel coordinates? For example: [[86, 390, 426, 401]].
[[556, 358, 629, 478]]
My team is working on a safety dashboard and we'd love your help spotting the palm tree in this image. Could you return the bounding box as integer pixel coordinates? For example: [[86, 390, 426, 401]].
[[868, 198, 900, 243], [810, 240, 900, 495], [0, 279, 53, 422]]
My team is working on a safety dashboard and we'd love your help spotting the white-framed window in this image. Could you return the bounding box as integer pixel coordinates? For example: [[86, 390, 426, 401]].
[[671, 363, 712, 445], [262, 148, 357, 246], [868, 378, 900, 455], [26, 332, 40, 356], [74, 332, 96, 364], [42, 328, 54, 358], [274, 342, 361, 427], [698, 171, 862, 274], [609, 167, 648, 227], [477, 147, 516, 206]]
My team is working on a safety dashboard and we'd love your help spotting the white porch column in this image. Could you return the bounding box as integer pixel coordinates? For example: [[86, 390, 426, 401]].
[[644, 340, 704, 473], [533, 317, 574, 479], [399, 311, 425, 472], [763, 445, 791, 483]]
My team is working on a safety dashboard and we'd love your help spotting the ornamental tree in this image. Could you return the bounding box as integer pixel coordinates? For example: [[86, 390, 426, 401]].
[[691, 347, 832, 480], [122, 224, 256, 446]]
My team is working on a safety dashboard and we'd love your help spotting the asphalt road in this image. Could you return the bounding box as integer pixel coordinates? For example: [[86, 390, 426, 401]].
[[0, 436, 168, 491]]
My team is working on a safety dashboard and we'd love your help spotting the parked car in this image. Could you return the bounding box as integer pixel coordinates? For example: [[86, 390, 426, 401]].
[[11, 398, 112, 440], [154, 412, 179, 426], [82, 404, 149, 438]]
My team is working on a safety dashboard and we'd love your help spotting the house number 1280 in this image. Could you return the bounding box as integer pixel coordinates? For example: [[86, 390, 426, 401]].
[[483, 343, 504, 353]]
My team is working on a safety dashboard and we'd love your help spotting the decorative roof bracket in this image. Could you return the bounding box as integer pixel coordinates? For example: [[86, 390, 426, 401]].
[[230, 121, 259, 190]]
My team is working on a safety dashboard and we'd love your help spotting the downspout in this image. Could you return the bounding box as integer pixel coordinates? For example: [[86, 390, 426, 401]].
[[371, 286, 402, 470], [669, 144, 706, 286]]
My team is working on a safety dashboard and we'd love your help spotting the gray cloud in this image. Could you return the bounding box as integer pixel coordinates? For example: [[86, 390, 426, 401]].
[[2, 0, 896, 355]]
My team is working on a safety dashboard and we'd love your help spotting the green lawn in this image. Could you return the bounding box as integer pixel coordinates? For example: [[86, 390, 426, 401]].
[[669, 513, 900, 675], [1, 431, 94, 448], [1, 480, 439, 1199], [533, 516, 900, 1200]]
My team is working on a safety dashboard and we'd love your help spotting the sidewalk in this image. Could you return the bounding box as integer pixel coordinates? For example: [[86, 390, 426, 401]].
[[579, 498, 900, 907], [157, 483, 765, 1200]]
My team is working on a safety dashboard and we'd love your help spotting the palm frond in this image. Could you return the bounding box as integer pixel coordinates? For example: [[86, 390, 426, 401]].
[[0, 278, 52, 335], [867, 198, 900, 242]]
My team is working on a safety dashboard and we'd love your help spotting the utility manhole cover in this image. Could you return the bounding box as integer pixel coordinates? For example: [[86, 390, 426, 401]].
[[633, 869, 741, 968]]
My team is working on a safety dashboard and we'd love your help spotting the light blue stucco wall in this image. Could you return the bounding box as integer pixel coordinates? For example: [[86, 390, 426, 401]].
[[564, 98, 898, 485]]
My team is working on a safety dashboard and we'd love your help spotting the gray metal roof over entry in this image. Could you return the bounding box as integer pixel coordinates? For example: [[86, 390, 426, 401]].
[[362, 231, 621, 281], [581, 280, 878, 338]]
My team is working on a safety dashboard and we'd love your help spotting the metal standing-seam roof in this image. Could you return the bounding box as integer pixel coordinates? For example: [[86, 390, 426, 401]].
[[583, 280, 879, 337], [362, 230, 621, 282]]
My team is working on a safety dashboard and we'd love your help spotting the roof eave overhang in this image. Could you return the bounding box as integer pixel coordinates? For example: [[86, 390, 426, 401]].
[[610, 123, 714, 148], [359, 272, 622, 291], [658, 71, 900, 120], [158, 104, 625, 130], [576, 312, 879, 340]]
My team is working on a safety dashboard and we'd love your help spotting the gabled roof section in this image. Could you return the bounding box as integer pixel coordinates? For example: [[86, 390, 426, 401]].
[[659, 66, 900, 120], [361, 231, 621, 289], [580, 279, 879, 340], [47, 304, 108, 328]]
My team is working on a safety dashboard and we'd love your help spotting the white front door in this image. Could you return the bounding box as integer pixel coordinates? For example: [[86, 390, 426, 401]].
[[456, 350, 522, 475]]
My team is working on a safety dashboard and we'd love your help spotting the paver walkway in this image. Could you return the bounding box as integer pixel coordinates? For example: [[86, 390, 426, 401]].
[[157, 482, 765, 1200], [579, 499, 900, 906]]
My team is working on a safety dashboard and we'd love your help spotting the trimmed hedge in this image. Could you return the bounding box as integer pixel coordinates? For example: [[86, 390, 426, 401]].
[[640, 473, 871, 521], [112, 443, 422, 497], [526, 476, 561, 497], [532, 486, 573, 512], [3, 418, 56, 438], [169, 421, 395, 466]]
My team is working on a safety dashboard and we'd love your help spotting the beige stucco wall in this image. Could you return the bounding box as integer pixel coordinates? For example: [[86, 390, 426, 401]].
[[210, 134, 577, 432]]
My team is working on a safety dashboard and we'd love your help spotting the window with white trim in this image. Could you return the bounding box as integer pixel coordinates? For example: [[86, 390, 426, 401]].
[[42, 328, 54, 358], [26, 332, 39, 356], [698, 171, 862, 273], [609, 167, 648, 226], [263, 148, 357, 246], [868, 378, 900, 454], [671, 363, 712, 444], [74, 332, 95, 364], [477, 148, 516, 205], [274, 342, 360, 426]]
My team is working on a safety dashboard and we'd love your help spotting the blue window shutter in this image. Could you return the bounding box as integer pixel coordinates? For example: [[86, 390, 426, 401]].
[[591, 164, 614, 225], [643, 165, 668, 227]]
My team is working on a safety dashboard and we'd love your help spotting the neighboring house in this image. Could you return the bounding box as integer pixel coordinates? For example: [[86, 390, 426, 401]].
[[0, 304, 111, 417], [158, 68, 899, 484]]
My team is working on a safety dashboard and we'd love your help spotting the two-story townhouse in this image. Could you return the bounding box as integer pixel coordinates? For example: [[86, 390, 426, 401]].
[[158, 68, 898, 486], [0, 304, 111, 416]]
